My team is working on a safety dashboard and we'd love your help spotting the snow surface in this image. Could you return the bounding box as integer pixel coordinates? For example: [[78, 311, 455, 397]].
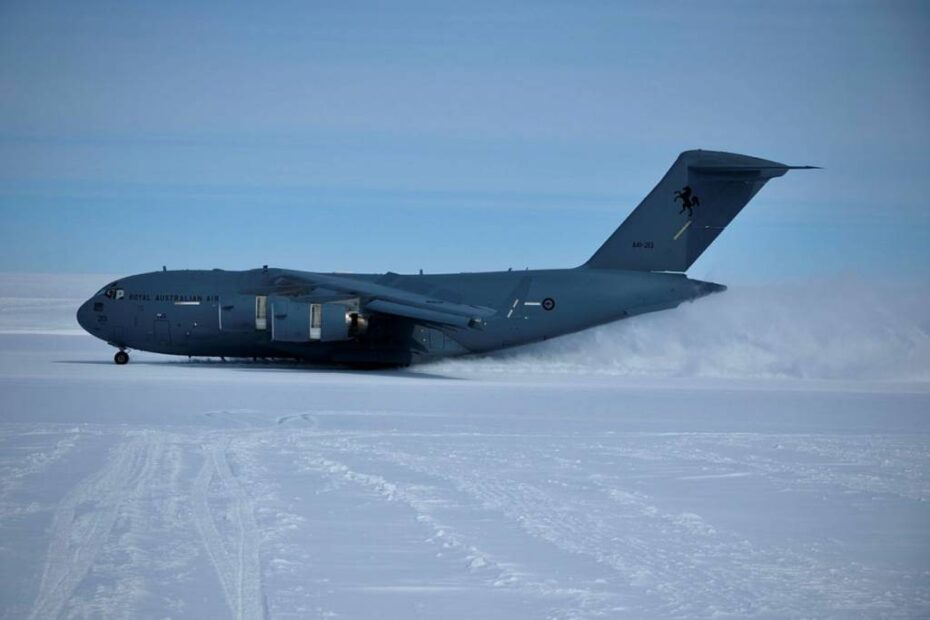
[[1, 274, 929, 618]]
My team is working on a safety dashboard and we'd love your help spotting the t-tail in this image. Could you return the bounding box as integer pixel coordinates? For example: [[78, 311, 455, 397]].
[[585, 149, 816, 272]]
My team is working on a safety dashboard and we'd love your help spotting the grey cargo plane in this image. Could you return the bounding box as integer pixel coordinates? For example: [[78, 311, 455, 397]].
[[77, 150, 814, 367]]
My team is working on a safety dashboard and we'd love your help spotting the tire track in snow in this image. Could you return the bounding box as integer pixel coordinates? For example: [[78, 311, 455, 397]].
[[299, 442, 615, 619], [27, 435, 158, 620], [319, 437, 823, 617], [75, 436, 200, 619], [301, 453, 522, 584], [0, 428, 83, 522], [192, 437, 266, 620]]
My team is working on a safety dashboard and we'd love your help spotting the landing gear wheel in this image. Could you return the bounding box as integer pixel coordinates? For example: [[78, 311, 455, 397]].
[[114, 350, 129, 365]]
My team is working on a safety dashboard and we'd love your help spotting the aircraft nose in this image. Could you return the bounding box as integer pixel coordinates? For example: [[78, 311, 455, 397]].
[[76, 299, 95, 334]]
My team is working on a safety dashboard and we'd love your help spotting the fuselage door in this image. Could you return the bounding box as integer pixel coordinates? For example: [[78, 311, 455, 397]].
[[270, 297, 312, 342], [320, 303, 350, 341], [154, 316, 171, 344], [220, 295, 267, 332], [309, 302, 351, 341]]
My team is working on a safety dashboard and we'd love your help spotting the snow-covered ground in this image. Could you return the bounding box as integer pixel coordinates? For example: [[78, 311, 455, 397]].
[[1, 274, 929, 618]]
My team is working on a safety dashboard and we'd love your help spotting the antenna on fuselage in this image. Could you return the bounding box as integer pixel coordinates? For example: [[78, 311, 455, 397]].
[[162, 265, 166, 272]]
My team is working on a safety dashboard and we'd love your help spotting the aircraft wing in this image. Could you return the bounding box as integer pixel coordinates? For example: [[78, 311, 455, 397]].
[[270, 272, 496, 328]]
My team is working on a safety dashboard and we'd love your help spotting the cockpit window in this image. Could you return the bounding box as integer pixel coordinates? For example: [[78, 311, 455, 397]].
[[96, 282, 118, 296], [96, 282, 124, 300]]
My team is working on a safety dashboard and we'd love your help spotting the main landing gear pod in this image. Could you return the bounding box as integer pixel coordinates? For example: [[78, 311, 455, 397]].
[[114, 350, 129, 365]]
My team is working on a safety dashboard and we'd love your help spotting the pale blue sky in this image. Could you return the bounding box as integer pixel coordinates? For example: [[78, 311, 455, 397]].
[[0, 1, 928, 282]]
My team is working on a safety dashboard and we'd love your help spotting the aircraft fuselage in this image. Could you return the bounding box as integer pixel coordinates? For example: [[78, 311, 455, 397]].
[[76, 266, 722, 366]]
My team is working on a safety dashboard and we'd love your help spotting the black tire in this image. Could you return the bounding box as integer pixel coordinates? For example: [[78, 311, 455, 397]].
[[114, 351, 129, 365]]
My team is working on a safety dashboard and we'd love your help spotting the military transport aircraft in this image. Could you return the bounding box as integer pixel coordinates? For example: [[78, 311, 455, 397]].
[[77, 150, 814, 367]]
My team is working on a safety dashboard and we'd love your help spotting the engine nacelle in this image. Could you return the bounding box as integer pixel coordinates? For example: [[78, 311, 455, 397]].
[[348, 311, 369, 337]]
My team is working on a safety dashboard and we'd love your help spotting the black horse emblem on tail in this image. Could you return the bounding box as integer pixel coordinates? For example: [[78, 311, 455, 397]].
[[674, 186, 700, 218]]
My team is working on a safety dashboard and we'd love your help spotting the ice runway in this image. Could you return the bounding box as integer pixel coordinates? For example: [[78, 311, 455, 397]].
[[1, 331, 928, 619]]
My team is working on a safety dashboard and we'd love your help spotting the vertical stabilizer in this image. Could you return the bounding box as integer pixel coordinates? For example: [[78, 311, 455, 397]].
[[585, 150, 813, 272]]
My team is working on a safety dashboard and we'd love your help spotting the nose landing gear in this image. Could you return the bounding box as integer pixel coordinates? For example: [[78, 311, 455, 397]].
[[114, 350, 130, 365]]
